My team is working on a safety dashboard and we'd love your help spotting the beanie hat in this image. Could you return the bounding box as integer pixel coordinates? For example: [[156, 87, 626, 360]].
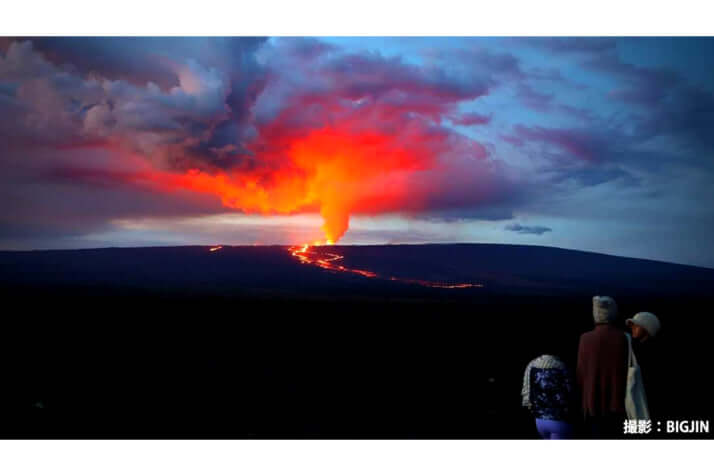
[[626, 312, 661, 337], [593, 296, 618, 324]]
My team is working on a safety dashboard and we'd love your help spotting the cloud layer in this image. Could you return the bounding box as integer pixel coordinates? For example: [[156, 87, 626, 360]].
[[505, 223, 552, 235], [1, 37, 714, 266]]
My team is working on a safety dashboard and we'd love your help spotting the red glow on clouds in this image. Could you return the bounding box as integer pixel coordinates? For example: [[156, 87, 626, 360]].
[[3, 40, 497, 245], [160, 126, 438, 243]]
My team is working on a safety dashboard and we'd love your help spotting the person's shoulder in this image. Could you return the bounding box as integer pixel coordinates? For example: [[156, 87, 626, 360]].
[[577, 330, 595, 353], [599, 324, 628, 339], [579, 325, 626, 344], [528, 354, 555, 367]]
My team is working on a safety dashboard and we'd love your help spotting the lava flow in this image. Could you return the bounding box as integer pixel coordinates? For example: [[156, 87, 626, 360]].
[[288, 244, 483, 289], [289, 244, 377, 278], [209, 245, 223, 252]]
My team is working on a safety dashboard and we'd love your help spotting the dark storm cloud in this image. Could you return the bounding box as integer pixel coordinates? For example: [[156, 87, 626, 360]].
[[584, 53, 714, 152], [633, 86, 714, 154], [320, 51, 490, 102], [1, 37, 714, 267], [252, 38, 500, 130], [504, 223, 552, 235], [0, 37, 503, 172], [512, 124, 614, 163], [534, 37, 714, 155], [0, 37, 528, 247], [508, 121, 655, 188], [506, 38, 714, 197], [0, 145, 226, 242], [5, 37, 268, 89], [0, 38, 272, 168]]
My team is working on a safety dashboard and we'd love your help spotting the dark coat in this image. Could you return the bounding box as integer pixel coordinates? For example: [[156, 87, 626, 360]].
[[576, 324, 628, 418]]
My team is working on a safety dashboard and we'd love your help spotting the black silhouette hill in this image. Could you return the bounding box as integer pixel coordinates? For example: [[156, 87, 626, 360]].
[[2, 244, 712, 298], [0, 244, 711, 438]]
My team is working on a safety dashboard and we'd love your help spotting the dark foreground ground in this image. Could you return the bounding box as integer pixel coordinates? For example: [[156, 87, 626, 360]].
[[0, 244, 712, 438]]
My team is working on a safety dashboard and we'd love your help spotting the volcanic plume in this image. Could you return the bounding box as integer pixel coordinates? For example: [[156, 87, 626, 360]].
[[0, 39, 502, 246], [161, 124, 455, 243]]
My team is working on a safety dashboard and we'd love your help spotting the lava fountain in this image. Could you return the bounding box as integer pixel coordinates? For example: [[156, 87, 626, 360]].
[[159, 126, 436, 245]]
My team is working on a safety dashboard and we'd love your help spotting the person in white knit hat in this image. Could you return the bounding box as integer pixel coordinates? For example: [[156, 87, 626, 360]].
[[626, 312, 661, 343], [626, 311, 663, 417], [576, 296, 629, 438]]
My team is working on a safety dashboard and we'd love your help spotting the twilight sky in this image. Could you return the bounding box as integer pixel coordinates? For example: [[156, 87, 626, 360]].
[[1, 37, 713, 267]]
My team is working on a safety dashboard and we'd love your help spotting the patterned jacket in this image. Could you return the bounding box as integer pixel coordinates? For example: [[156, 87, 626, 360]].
[[521, 355, 575, 421]]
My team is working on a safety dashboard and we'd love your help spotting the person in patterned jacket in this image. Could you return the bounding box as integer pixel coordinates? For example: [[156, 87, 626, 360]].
[[521, 354, 576, 439]]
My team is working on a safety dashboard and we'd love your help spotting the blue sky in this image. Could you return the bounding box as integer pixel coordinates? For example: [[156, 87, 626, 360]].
[[1, 37, 713, 267]]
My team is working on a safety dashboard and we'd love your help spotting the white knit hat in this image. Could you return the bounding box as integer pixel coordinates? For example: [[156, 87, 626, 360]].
[[593, 296, 618, 324], [626, 312, 661, 337]]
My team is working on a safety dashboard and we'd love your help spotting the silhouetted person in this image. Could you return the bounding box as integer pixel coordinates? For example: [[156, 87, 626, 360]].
[[626, 312, 663, 419], [521, 354, 576, 439], [576, 296, 628, 438]]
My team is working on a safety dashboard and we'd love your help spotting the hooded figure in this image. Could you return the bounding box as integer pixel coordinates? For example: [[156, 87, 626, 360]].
[[593, 295, 618, 324], [576, 296, 629, 437]]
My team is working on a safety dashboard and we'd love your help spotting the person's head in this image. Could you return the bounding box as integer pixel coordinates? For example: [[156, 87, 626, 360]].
[[592, 296, 618, 325], [626, 312, 661, 342]]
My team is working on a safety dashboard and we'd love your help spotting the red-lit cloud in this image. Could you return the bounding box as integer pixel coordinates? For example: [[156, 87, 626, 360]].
[[1, 38, 512, 244], [4, 37, 714, 267]]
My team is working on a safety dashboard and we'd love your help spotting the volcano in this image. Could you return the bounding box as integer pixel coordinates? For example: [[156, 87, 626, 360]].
[[2, 243, 712, 298], [0, 244, 712, 439]]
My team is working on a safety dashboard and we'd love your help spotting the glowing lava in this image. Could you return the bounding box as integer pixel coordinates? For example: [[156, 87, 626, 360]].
[[209, 245, 223, 252], [288, 244, 483, 289], [289, 243, 377, 278], [157, 127, 435, 245]]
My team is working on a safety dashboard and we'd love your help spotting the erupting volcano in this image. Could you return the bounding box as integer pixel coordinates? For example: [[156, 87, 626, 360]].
[[287, 244, 483, 289], [158, 125, 448, 244]]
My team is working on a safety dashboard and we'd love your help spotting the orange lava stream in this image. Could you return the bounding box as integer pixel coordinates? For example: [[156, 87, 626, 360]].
[[288, 244, 483, 289], [289, 244, 377, 278], [209, 245, 223, 252]]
